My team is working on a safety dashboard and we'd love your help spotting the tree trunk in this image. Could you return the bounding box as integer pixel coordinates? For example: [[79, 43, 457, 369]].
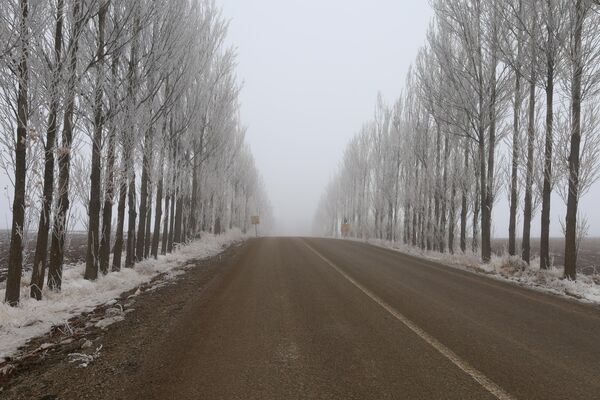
[[434, 124, 441, 251], [161, 191, 170, 255], [144, 186, 153, 257], [421, 200, 426, 250], [30, 0, 63, 300], [540, 66, 554, 270], [403, 203, 410, 245], [482, 32, 498, 264], [474, 4, 484, 259], [48, 0, 83, 291], [386, 201, 393, 241], [474, 138, 483, 255], [460, 143, 468, 253], [135, 127, 153, 261], [125, 171, 137, 268], [412, 166, 418, 247], [112, 174, 127, 271], [168, 186, 176, 252], [509, 41, 522, 256], [174, 194, 184, 246], [124, 7, 140, 268], [440, 132, 449, 252], [522, 67, 536, 263], [168, 142, 178, 252], [5, 0, 30, 305], [189, 159, 199, 237], [564, 0, 585, 281], [427, 194, 433, 251], [162, 135, 174, 254], [214, 216, 221, 235], [99, 54, 119, 275], [152, 152, 164, 258], [84, 0, 108, 281], [449, 175, 457, 254]]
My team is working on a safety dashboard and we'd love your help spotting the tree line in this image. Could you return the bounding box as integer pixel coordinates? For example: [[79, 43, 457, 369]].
[[315, 0, 600, 281], [1, 0, 271, 306]]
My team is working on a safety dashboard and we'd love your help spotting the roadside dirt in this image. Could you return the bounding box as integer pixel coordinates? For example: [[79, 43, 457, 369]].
[[0, 241, 246, 400]]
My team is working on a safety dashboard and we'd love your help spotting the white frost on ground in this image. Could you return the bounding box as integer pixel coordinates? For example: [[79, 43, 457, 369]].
[[0, 230, 246, 362], [68, 344, 103, 368], [361, 238, 600, 305]]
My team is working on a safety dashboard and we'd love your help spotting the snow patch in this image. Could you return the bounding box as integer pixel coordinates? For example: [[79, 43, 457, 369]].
[[95, 315, 125, 330], [359, 238, 600, 305], [68, 345, 102, 368], [0, 230, 246, 362]]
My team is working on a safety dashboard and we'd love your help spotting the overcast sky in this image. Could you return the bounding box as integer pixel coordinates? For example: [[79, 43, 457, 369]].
[[221, 0, 434, 235], [221, 0, 600, 237]]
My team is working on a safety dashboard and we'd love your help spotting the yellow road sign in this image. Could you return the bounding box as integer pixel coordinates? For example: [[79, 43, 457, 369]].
[[341, 223, 350, 237]]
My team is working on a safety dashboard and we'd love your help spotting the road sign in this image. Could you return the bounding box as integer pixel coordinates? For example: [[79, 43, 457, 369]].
[[341, 223, 350, 237], [251, 216, 260, 237]]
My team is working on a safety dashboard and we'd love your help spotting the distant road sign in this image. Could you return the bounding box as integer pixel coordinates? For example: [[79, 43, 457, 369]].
[[341, 223, 350, 237], [251, 216, 260, 225]]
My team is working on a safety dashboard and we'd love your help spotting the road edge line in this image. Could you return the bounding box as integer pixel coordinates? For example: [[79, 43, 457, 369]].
[[302, 240, 516, 400]]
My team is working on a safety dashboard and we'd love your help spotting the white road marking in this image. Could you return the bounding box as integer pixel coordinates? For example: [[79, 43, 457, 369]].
[[303, 241, 516, 400]]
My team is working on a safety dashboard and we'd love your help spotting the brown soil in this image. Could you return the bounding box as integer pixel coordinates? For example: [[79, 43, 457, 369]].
[[0, 241, 245, 400]]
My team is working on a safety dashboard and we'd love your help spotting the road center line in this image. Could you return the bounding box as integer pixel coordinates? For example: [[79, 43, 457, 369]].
[[302, 241, 516, 400]]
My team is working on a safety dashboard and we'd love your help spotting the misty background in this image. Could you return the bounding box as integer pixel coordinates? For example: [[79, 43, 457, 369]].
[[221, 0, 600, 237], [222, 0, 433, 235]]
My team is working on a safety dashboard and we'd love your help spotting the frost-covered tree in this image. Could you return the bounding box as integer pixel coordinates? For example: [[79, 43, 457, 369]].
[[1, 0, 271, 305], [316, 0, 600, 280]]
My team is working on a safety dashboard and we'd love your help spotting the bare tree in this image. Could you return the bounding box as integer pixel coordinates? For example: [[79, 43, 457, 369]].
[[29, 0, 65, 300], [84, 0, 109, 281], [563, 0, 600, 279], [1, 0, 272, 304], [4, 0, 30, 305], [47, 0, 86, 291]]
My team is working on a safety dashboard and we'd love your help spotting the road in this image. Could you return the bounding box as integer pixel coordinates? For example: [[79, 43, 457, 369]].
[[119, 237, 600, 400]]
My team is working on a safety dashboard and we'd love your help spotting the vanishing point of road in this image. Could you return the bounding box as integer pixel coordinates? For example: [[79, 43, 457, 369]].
[[113, 237, 600, 400]]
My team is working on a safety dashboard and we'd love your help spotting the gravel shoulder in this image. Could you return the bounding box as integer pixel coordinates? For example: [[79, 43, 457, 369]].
[[1, 240, 247, 400]]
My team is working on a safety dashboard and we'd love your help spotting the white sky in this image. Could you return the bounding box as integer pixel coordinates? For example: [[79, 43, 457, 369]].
[[221, 0, 434, 235], [221, 0, 600, 238]]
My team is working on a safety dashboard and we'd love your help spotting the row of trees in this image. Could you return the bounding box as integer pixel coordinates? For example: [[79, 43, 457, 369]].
[[1, 0, 271, 306], [315, 0, 600, 280]]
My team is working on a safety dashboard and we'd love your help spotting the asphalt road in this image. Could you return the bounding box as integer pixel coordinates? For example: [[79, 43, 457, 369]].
[[124, 237, 600, 400]]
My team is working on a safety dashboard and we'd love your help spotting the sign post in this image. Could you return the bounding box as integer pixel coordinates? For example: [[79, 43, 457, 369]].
[[251, 216, 260, 237], [341, 217, 350, 238]]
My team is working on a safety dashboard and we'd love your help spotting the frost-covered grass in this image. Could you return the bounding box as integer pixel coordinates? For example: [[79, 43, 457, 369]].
[[0, 229, 246, 362], [356, 237, 600, 305]]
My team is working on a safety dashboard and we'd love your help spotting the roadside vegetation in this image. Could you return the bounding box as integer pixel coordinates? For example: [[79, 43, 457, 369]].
[[0, 0, 272, 306], [315, 0, 600, 282]]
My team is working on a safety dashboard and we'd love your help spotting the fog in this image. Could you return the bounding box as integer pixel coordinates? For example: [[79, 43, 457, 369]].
[[221, 0, 433, 235], [222, 0, 600, 238]]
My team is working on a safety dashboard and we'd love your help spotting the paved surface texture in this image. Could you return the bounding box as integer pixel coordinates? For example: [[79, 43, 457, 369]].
[[4, 237, 600, 399], [125, 237, 600, 400]]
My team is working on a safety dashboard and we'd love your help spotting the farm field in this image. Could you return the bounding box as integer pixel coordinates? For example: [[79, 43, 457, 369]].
[[0, 231, 88, 282], [491, 237, 600, 275]]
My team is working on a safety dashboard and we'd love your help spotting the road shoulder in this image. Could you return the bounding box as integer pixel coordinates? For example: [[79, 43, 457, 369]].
[[1, 241, 247, 400]]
